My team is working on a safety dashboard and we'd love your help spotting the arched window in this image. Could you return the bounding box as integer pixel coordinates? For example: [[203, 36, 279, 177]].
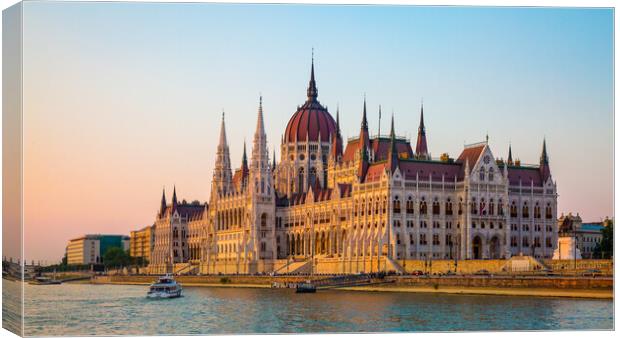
[[545, 203, 553, 219], [488, 167, 494, 181], [393, 196, 401, 213], [308, 167, 317, 188], [458, 198, 463, 215], [406, 196, 414, 214], [445, 198, 453, 215], [489, 199, 495, 216], [361, 198, 366, 216], [471, 198, 477, 214], [479, 168, 485, 181], [298, 167, 305, 192], [419, 198, 427, 215], [261, 213, 267, 227], [432, 198, 440, 215], [510, 201, 518, 217], [534, 203, 541, 219], [522, 202, 529, 218], [498, 199, 504, 216]]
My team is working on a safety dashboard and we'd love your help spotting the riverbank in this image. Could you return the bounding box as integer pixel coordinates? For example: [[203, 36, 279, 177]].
[[89, 275, 613, 299], [337, 285, 613, 299]]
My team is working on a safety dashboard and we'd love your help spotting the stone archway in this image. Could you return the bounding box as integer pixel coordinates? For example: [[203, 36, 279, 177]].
[[472, 236, 482, 259], [489, 236, 501, 259]]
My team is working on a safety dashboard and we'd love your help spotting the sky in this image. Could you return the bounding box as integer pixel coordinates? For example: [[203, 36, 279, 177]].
[[18, 2, 613, 262]]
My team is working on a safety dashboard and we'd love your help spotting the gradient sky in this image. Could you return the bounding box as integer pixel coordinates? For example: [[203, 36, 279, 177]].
[[20, 2, 613, 262]]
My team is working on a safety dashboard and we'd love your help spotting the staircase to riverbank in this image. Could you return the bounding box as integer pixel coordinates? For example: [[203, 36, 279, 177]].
[[274, 258, 313, 275]]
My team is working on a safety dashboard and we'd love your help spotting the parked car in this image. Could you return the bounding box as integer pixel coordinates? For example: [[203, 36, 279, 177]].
[[474, 269, 491, 276], [411, 270, 424, 276]]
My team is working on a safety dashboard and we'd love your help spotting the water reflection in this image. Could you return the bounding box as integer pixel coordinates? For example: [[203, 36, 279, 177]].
[[15, 280, 613, 336]]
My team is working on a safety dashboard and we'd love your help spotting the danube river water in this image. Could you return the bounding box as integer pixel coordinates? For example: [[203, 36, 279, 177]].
[[6, 280, 613, 335]]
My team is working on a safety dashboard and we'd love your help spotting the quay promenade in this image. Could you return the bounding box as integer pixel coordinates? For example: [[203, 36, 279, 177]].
[[90, 273, 613, 299]]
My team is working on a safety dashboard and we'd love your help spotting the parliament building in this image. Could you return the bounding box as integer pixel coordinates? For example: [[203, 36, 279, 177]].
[[148, 60, 558, 275]]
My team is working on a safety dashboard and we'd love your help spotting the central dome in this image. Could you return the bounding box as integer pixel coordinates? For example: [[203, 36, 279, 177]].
[[284, 100, 336, 143], [283, 60, 337, 143]]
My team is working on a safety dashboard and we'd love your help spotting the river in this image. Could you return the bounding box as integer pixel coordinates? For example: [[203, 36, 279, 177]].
[[2, 280, 613, 335]]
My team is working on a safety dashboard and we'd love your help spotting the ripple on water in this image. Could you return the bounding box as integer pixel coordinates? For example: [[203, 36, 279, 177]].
[[21, 282, 613, 336]]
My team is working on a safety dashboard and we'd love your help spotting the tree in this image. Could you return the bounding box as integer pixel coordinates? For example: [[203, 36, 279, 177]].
[[594, 220, 613, 259], [102, 247, 131, 268]]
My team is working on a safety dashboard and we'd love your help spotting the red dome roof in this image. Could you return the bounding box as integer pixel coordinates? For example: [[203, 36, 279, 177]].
[[284, 100, 337, 143]]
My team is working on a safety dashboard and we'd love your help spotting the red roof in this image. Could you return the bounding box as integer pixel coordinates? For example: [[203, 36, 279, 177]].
[[365, 162, 388, 182], [398, 161, 463, 182], [343, 137, 413, 162], [457, 144, 485, 168], [507, 167, 543, 186], [284, 100, 336, 143], [372, 138, 414, 161], [164, 203, 206, 221]]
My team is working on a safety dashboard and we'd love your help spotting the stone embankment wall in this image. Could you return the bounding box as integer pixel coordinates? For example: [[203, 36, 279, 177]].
[[391, 276, 612, 289], [543, 259, 613, 273], [92, 275, 315, 286], [92, 274, 612, 290]]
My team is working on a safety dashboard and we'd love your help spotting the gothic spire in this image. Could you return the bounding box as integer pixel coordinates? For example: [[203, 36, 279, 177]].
[[540, 138, 551, 181], [507, 143, 513, 165], [415, 102, 429, 159], [387, 113, 399, 173], [272, 150, 277, 172], [255, 96, 265, 139], [358, 96, 370, 156], [251, 96, 270, 174], [212, 111, 233, 196], [159, 187, 167, 217], [540, 138, 549, 165], [378, 105, 382, 138], [361, 95, 368, 131], [307, 50, 318, 101], [331, 106, 343, 161], [171, 185, 178, 211], [336, 105, 341, 136], [242, 140, 248, 170]]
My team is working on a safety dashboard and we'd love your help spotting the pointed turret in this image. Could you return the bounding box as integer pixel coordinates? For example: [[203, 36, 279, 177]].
[[357, 97, 371, 181], [171, 185, 178, 212], [307, 51, 318, 101], [212, 112, 233, 196], [358, 97, 370, 154], [251, 96, 271, 194], [415, 103, 429, 159], [540, 138, 551, 181], [378, 105, 382, 138], [507, 144, 513, 165], [159, 188, 167, 218], [387, 114, 399, 173], [272, 150, 277, 172], [242, 141, 248, 170], [330, 107, 343, 161], [240, 140, 249, 190]]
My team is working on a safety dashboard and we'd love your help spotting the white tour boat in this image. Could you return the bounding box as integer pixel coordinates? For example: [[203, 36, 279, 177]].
[[147, 274, 183, 299]]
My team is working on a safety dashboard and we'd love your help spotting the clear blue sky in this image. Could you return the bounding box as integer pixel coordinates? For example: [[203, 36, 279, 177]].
[[22, 2, 613, 262]]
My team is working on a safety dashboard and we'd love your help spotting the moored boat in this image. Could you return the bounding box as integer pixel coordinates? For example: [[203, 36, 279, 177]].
[[29, 276, 62, 285], [295, 281, 316, 293], [147, 274, 183, 299]]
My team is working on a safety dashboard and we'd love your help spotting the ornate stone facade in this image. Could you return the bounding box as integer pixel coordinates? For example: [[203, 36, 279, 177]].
[[149, 60, 559, 275]]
